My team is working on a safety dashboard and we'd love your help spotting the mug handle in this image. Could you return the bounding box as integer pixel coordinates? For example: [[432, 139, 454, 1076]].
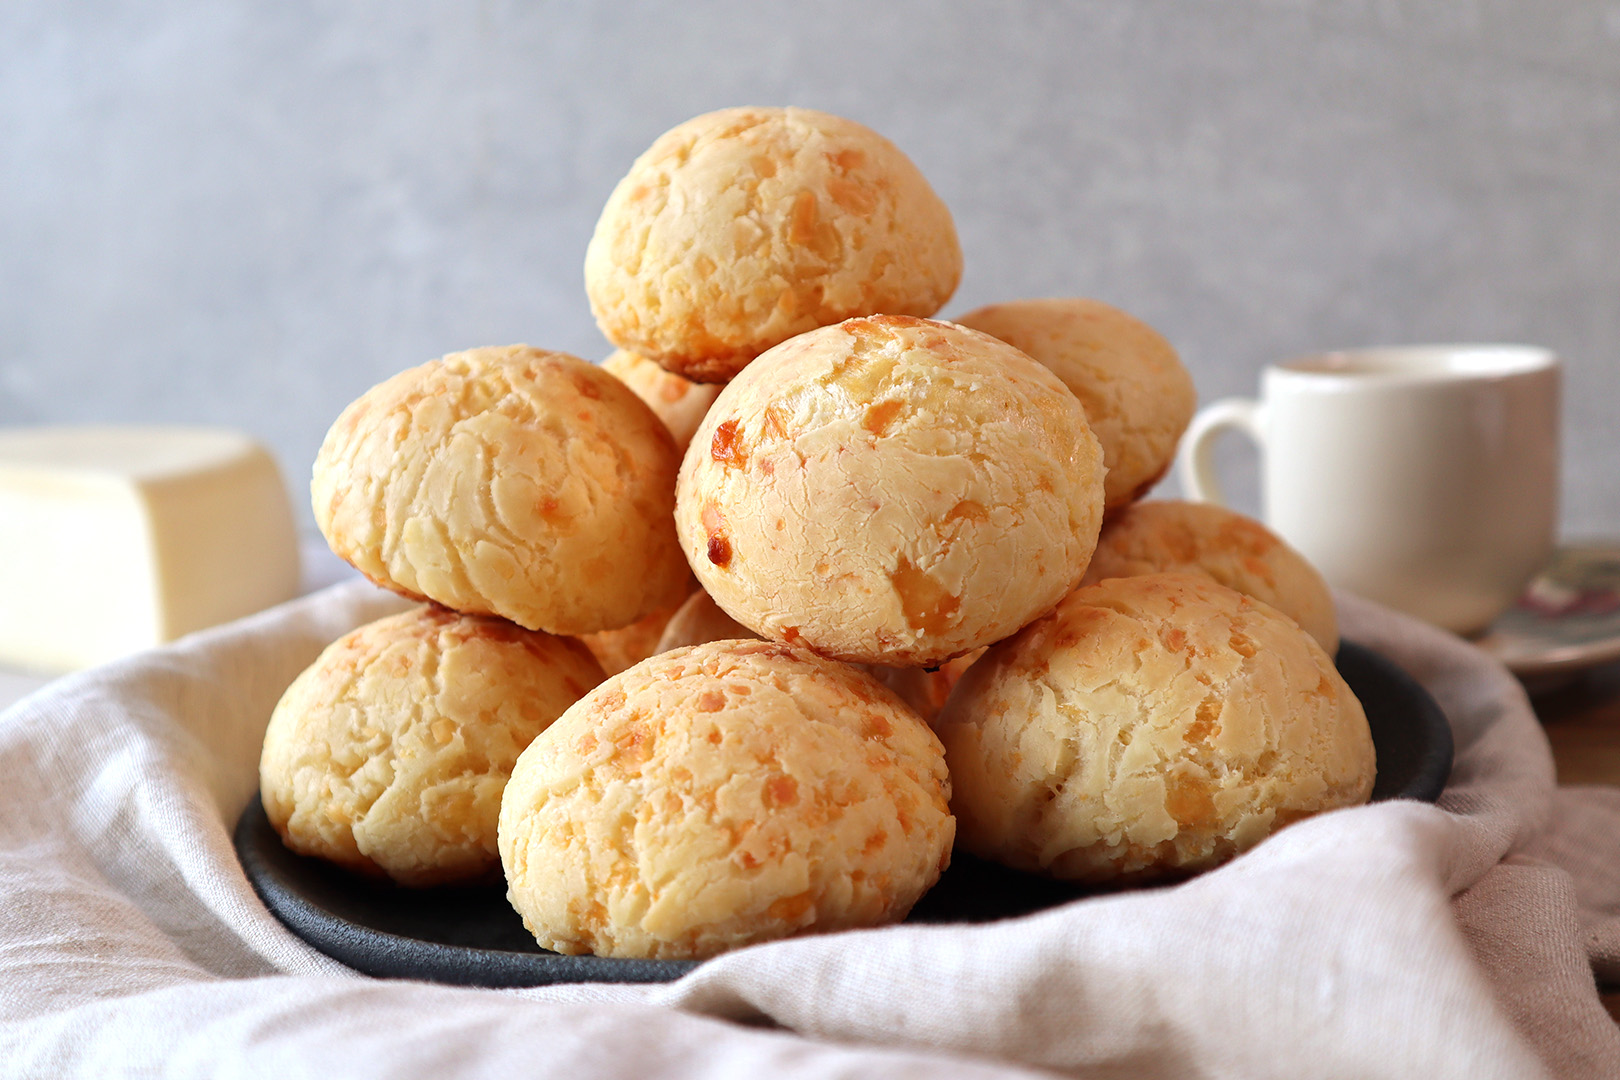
[[1176, 397, 1264, 506]]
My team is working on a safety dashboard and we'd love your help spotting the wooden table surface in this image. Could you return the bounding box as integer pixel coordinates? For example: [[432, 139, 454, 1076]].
[[1531, 659, 1620, 1021], [1537, 661, 1620, 786]]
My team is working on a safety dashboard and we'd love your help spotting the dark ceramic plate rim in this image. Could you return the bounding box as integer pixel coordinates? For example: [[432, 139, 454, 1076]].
[[236, 640, 1452, 987]]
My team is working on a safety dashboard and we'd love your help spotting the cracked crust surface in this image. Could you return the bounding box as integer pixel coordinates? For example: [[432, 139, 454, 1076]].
[[497, 639, 954, 959], [585, 107, 962, 383], [601, 349, 722, 453], [935, 573, 1373, 884], [674, 315, 1105, 667], [312, 345, 691, 635], [259, 605, 606, 887], [1081, 500, 1339, 654], [954, 298, 1196, 513]]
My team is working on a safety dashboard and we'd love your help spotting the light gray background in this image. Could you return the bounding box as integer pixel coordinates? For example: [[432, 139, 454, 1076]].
[[3, 0, 1618, 536]]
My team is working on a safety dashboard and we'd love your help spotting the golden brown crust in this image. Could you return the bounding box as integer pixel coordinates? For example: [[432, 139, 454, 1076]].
[[312, 345, 691, 635], [935, 573, 1372, 884], [259, 606, 606, 887], [601, 350, 723, 453], [674, 315, 1106, 667], [1081, 500, 1339, 654], [497, 640, 954, 959], [954, 298, 1196, 514], [585, 107, 962, 382]]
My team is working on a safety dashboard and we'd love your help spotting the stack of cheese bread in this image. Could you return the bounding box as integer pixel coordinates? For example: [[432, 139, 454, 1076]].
[[260, 106, 1373, 961]]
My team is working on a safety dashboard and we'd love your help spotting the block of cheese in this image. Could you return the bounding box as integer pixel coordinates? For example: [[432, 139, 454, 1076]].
[[0, 426, 301, 672]]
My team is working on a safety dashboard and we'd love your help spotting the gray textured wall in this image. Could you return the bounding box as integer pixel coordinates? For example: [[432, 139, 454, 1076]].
[[3, 0, 1618, 535]]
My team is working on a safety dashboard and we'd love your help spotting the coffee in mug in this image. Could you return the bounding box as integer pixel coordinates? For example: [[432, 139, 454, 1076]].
[[1176, 345, 1559, 635]]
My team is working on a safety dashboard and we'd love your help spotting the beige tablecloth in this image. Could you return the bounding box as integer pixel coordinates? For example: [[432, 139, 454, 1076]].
[[2, 581, 1618, 1078]]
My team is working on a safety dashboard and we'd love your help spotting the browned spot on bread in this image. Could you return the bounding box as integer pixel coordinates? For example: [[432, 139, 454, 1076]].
[[1185, 697, 1221, 743], [612, 721, 655, 768], [828, 147, 866, 172], [762, 405, 790, 439], [827, 177, 877, 215], [697, 690, 725, 712], [946, 500, 989, 524], [711, 419, 748, 468], [767, 890, 813, 922], [763, 774, 799, 808], [891, 556, 961, 636], [863, 399, 905, 436], [1165, 770, 1217, 828], [701, 500, 733, 566], [700, 500, 726, 536]]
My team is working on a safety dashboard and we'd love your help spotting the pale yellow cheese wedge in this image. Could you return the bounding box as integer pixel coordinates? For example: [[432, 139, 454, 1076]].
[[0, 426, 301, 672]]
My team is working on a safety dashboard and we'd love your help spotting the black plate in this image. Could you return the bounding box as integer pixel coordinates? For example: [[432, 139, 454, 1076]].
[[236, 640, 1452, 987]]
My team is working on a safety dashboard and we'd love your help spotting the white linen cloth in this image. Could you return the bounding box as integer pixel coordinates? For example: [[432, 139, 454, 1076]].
[[2, 581, 1618, 1079]]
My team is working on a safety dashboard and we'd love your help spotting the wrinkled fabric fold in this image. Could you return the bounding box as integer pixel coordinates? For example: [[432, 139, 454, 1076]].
[[0, 582, 1615, 1078]]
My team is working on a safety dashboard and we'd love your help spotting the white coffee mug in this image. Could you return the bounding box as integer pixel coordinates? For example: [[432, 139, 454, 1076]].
[[1176, 345, 1560, 635]]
